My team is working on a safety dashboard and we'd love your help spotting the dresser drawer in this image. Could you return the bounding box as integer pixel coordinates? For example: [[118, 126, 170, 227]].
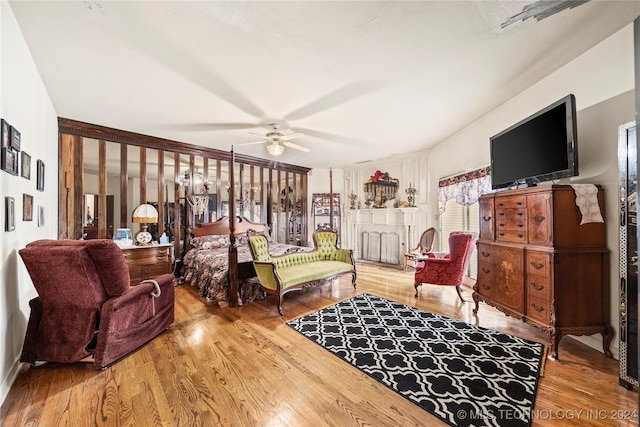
[[527, 296, 550, 324], [496, 208, 526, 243], [496, 196, 526, 209], [526, 274, 551, 302], [121, 245, 174, 285], [526, 252, 551, 277], [477, 243, 492, 261], [122, 247, 171, 264], [496, 227, 527, 243], [477, 262, 493, 299]]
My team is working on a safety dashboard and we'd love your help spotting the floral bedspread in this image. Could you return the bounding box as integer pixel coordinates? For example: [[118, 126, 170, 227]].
[[182, 239, 303, 305]]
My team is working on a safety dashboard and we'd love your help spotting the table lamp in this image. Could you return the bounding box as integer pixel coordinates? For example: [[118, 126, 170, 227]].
[[132, 203, 158, 245]]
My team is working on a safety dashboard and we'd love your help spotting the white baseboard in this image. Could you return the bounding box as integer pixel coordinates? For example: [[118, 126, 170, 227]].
[[0, 358, 21, 408]]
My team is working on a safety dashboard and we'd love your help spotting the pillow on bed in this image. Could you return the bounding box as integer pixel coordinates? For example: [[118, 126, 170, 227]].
[[191, 235, 231, 250]]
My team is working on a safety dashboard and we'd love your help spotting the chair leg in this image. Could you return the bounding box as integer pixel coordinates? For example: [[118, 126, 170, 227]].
[[455, 286, 465, 303], [414, 282, 421, 297]]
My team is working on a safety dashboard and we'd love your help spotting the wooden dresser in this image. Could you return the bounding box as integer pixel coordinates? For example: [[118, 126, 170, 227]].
[[473, 185, 612, 359], [121, 244, 174, 285]]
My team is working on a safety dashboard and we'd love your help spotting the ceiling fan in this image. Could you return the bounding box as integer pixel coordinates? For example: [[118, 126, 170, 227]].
[[239, 123, 310, 156]]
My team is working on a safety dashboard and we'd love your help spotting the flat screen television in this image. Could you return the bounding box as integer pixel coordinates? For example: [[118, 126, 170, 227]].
[[490, 94, 578, 190]]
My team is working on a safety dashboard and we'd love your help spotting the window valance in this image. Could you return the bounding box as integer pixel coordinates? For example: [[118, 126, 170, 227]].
[[438, 166, 491, 213]]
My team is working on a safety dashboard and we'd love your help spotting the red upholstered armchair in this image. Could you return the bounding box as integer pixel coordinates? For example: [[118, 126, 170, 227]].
[[19, 239, 175, 369], [414, 231, 477, 302]]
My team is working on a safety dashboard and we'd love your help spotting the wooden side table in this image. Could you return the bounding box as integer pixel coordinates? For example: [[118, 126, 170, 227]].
[[121, 244, 174, 285]]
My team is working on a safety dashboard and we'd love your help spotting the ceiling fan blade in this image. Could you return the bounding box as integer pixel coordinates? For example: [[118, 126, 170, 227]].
[[283, 141, 310, 152], [238, 140, 267, 146], [292, 127, 366, 146], [167, 122, 259, 132], [281, 132, 303, 141], [284, 80, 381, 121], [248, 131, 269, 136]]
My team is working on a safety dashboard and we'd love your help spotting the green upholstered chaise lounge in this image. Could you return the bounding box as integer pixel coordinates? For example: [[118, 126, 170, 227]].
[[248, 228, 356, 315]]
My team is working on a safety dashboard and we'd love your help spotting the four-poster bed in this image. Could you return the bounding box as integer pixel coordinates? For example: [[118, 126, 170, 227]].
[[183, 149, 310, 306]]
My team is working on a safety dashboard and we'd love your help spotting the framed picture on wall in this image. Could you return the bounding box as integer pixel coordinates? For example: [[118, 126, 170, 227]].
[[21, 151, 31, 179], [1, 119, 9, 150], [23, 194, 33, 221], [1, 147, 18, 175], [36, 160, 45, 191], [38, 206, 45, 227], [10, 126, 21, 151], [5, 197, 15, 231]]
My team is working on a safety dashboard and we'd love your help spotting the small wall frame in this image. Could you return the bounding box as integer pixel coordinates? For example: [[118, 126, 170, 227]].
[[36, 160, 45, 191], [5, 197, 15, 231]]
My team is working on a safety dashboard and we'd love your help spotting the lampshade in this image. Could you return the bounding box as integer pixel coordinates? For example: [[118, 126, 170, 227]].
[[267, 143, 284, 156], [132, 203, 159, 223]]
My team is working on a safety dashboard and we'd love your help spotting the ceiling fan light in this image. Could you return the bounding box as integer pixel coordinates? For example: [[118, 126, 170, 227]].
[[267, 143, 284, 156]]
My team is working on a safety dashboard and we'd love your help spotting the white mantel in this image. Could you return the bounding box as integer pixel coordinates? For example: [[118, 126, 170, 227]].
[[344, 207, 421, 265]]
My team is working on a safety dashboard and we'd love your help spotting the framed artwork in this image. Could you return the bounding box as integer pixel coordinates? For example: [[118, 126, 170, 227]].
[[5, 197, 15, 231], [1, 147, 18, 175], [38, 206, 45, 227], [23, 194, 33, 221], [1, 119, 9, 150], [10, 126, 21, 151], [1, 120, 18, 175], [36, 160, 45, 191], [21, 151, 31, 179]]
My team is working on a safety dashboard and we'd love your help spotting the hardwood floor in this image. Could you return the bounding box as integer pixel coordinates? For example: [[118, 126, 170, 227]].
[[1, 264, 637, 426]]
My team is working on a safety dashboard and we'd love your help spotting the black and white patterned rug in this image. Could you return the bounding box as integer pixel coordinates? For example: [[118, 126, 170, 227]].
[[286, 293, 545, 427]]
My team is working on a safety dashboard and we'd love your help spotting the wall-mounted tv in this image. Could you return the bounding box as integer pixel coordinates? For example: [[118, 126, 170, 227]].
[[490, 94, 578, 190]]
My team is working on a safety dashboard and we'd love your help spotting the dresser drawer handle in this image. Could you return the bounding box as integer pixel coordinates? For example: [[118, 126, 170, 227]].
[[157, 256, 167, 261], [517, 212, 523, 216], [482, 267, 490, 274], [499, 223, 505, 227], [530, 303, 545, 312], [482, 215, 491, 222], [517, 234, 523, 238], [499, 233, 505, 236], [498, 212, 505, 216], [531, 214, 546, 223], [481, 251, 490, 258], [530, 282, 544, 291], [530, 262, 544, 269], [482, 284, 491, 290], [517, 201, 523, 206], [518, 223, 523, 227]]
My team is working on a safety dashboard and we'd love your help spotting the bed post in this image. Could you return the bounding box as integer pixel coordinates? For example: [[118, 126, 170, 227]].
[[329, 167, 333, 229], [228, 147, 239, 307]]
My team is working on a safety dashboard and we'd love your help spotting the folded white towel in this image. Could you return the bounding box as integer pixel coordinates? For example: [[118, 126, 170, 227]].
[[570, 184, 604, 224]]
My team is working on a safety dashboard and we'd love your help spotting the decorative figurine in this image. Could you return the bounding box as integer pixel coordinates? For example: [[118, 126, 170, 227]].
[[406, 182, 416, 207]]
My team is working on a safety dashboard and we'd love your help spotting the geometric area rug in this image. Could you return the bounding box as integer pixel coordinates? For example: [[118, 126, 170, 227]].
[[286, 293, 545, 427]]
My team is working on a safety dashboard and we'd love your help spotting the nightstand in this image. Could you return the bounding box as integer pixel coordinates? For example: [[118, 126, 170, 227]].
[[121, 244, 174, 285]]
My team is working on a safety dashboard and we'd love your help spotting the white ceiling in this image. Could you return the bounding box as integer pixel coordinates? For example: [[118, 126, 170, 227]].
[[9, 1, 640, 169]]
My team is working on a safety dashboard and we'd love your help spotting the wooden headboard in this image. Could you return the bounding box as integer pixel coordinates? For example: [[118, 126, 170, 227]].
[[191, 216, 270, 237]]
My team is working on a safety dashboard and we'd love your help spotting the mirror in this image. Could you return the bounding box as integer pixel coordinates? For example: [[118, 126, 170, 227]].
[[363, 170, 399, 208]]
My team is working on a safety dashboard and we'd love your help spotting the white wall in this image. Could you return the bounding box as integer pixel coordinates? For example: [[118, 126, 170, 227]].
[[0, 0, 58, 405], [427, 24, 636, 356], [337, 24, 636, 357]]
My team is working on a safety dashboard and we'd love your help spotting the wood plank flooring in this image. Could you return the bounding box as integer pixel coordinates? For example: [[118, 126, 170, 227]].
[[1, 264, 637, 426]]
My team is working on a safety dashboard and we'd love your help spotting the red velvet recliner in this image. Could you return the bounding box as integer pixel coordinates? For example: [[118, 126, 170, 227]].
[[19, 239, 175, 369], [414, 231, 477, 302]]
